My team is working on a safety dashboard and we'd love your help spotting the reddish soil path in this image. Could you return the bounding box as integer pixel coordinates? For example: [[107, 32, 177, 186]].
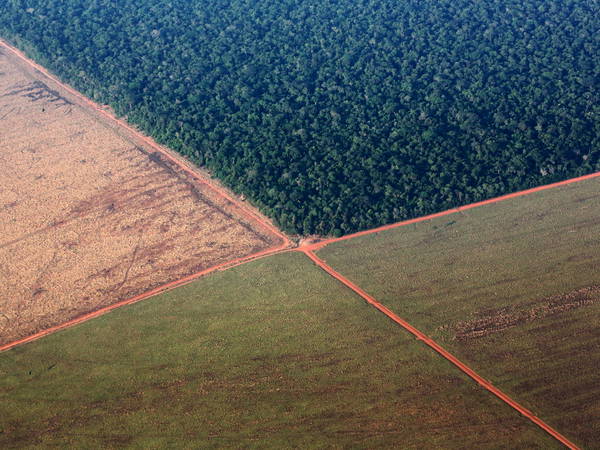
[[302, 171, 600, 252], [0, 245, 283, 352], [0, 39, 290, 249], [301, 248, 580, 449]]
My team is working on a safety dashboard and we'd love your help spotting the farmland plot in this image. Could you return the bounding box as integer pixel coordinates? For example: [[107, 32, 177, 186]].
[[0, 253, 556, 448], [0, 48, 282, 345], [318, 176, 600, 447]]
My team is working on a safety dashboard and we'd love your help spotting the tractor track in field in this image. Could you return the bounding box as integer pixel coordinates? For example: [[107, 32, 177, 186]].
[[300, 248, 579, 450]]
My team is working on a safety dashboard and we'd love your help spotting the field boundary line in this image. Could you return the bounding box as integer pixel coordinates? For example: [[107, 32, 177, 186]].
[[301, 248, 580, 449], [0, 38, 290, 248], [0, 38, 293, 352], [0, 246, 286, 353], [303, 171, 600, 251]]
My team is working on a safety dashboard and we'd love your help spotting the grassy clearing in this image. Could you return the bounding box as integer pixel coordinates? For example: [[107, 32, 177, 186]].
[[0, 252, 554, 448], [319, 176, 600, 447]]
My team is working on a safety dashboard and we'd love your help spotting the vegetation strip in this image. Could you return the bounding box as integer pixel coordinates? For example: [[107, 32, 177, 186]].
[[301, 248, 579, 449], [0, 38, 291, 248]]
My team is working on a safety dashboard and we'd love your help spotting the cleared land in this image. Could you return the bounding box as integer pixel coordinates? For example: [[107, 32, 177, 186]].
[[0, 47, 282, 346], [318, 176, 600, 448], [0, 252, 557, 448]]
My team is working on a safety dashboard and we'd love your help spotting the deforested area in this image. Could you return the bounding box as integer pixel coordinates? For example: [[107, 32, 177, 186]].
[[0, 253, 558, 448], [318, 176, 600, 447], [0, 48, 282, 346]]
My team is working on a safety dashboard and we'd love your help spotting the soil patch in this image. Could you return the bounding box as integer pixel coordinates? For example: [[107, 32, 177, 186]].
[[454, 285, 600, 340], [0, 48, 283, 346]]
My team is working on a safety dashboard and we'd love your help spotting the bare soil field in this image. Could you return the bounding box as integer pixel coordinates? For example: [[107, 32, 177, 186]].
[[0, 47, 283, 346]]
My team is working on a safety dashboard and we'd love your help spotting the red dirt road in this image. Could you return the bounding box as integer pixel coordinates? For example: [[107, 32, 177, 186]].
[[0, 245, 284, 353], [302, 171, 600, 252], [0, 35, 595, 447], [301, 248, 580, 450]]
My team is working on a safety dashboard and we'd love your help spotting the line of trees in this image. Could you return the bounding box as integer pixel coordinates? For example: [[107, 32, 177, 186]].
[[1, 0, 598, 235]]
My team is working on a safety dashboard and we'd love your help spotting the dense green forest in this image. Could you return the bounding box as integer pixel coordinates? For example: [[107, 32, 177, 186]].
[[1, 0, 598, 235]]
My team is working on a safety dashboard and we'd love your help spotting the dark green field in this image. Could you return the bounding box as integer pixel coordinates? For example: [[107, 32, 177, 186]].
[[0, 252, 555, 448], [319, 176, 600, 448]]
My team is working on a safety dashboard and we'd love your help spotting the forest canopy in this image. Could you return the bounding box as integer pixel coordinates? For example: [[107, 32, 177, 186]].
[[1, 0, 598, 235]]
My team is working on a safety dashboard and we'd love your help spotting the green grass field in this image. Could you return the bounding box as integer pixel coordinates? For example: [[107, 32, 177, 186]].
[[0, 252, 555, 448], [318, 176, 600, 448]]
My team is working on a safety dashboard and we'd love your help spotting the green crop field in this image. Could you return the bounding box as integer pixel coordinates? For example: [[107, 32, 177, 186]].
[[318, 177, 600, 448], [0, 252, 555, 448]]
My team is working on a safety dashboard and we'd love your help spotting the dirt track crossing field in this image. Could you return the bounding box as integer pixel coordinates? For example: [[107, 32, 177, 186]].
[[0, 45, 284, 346], [315, 175, 600, 448], [301, 248, 578, 449]]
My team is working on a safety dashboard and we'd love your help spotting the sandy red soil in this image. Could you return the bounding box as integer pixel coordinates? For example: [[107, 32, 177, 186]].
[[0, 46, 284, 345]]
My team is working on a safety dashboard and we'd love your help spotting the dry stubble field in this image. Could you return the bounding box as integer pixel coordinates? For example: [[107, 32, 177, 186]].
[[0, 47, 282, 346]]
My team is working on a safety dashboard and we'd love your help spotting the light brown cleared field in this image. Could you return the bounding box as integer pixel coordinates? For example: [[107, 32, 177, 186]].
[[0, 48, 282, 345]]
